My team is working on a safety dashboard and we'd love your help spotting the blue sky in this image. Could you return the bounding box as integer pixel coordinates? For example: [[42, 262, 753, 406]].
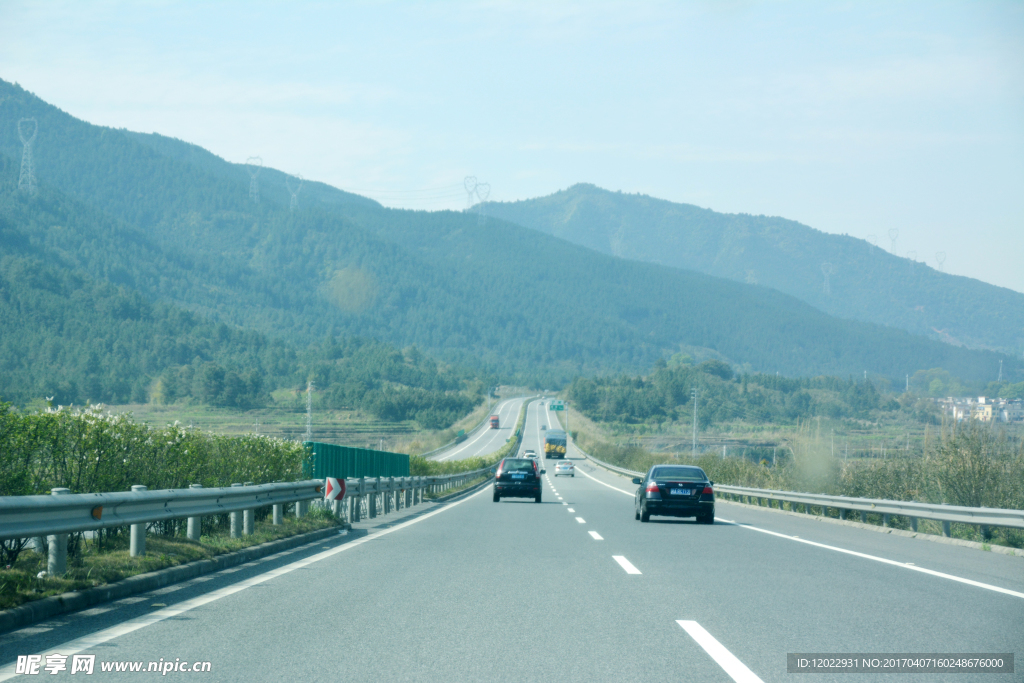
[[1, 1, 1022, 292]]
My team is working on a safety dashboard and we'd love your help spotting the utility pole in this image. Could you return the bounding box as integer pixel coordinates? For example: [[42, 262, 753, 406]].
[[906, 374, 909, 392], [691, 388, 698, 457], [305, 381, 313, 442]]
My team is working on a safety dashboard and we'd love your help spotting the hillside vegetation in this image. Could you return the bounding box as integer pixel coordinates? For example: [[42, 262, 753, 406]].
[[0, 78, 1019, 409], [480, 183, 1024, 356]]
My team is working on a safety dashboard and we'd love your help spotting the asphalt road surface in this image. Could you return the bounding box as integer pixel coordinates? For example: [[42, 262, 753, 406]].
[[428, 397, 526, 462], [2, 403, 1021, 682]]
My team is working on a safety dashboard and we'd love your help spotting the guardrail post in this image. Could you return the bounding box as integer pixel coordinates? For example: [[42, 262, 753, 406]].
[[230, 483, 243, 536], [130, 485, 148, 556], [272, 500, 283, 526], [369, 478, 379, 518], [823, 506, 829, 517], [243, 482, 255, 535], [882, 514, 890, 527], [942, 520, 951, 537], [839, 509, 846, 520], [980, 524, 991, 540], [860, 511, 867, 523], [188, 484, 203, 539], [47, 488, 71, 574], [909, 517, 917, 532], [804, 503, 811, 514]]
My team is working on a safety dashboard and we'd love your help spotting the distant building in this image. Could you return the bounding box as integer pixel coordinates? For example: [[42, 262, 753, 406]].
[[1002, 400, 1024, 423], [936, 396, 1022, 423]]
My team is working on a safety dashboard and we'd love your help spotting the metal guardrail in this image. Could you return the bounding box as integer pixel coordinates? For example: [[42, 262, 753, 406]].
[[0, 466, 497, 577], [577, 447, 1024, 536], [0, 480, 323, 541]]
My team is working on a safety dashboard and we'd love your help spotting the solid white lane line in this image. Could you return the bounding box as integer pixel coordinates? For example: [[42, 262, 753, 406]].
[[574, 460, 635, 496], [612, 555, 642, 574], [575, 517, 586, 524], [720, 519, 1024, 600], [677, 621, 764, 683], [0, 486, 493, 681], [588, 531, 603, 540]]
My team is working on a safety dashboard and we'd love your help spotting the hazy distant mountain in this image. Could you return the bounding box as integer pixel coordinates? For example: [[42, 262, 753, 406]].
[[0, 79, 1019, 391], [480, 184, 1024, 355]]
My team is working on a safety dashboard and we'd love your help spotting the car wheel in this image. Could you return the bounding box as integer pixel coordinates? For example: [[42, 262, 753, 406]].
[[493, 492, 500, 503], [701, 512, 715, 524], [535, 493, 542, 503], [571, 474, 575, 477], [634, 504, 640, 521], [640, 503, 650, 523]]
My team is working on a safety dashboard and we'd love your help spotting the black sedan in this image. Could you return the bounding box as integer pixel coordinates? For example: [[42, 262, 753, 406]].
[[494, 458, 545, 503], [632, 465, 714, 523]]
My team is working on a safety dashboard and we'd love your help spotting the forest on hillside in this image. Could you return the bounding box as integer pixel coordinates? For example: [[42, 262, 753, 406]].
[[481, 184, 1024, 356], [565, 357, 1021, 431], [0, 78, 1019, 411]]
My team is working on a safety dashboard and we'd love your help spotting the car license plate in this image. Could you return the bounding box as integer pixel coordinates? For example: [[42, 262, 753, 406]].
[[512, 474, 525, 479], [670, 488, 691, 496]]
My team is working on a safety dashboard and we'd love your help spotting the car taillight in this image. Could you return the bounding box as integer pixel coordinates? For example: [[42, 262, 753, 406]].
[[533, 461, 538, 472], [646, 481, 660, 494], [703, 486, 713, 495]]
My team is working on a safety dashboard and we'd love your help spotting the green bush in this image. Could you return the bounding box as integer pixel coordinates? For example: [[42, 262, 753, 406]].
[[0, 402, 307, 497]]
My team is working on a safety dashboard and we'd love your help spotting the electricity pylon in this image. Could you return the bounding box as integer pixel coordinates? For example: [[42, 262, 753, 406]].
[[286, 174, 303, 212], [247, 157, 263, 204], [463, 176, 478, 209], [18, 118, 38, 194]]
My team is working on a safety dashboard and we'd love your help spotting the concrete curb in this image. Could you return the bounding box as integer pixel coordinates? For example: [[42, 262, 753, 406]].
[[0, 523, 349, 635], [581, 457, 1022, 559]]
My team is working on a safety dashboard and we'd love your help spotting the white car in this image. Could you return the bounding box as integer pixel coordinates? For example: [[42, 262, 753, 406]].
[[554, 461, 575, 477], [523, 450, 538, 459]]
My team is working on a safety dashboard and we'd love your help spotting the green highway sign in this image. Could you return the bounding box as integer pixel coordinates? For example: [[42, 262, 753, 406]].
[[549, 400, 565, 411]]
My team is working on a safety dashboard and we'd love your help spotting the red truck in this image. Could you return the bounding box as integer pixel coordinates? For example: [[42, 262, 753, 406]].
[[489, 416, 499, 429]]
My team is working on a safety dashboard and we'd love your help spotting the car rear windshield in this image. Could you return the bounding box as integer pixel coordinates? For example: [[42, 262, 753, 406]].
[[650, 466, 705, 481], [501, 459, 536, 473]]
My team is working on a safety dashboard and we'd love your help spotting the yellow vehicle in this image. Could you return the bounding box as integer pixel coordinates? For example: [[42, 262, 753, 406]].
[[544, 429, 567, 459]]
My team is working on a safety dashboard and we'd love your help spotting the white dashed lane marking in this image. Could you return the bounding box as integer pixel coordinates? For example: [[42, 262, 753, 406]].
[[588, 531, 603, 540], [612, 556, 641, 574], [677, 620, 764, 683]]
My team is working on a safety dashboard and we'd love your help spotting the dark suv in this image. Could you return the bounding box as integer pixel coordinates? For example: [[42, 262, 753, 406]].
[[632, 465, 714, 523], [494, 458, 545, 503]]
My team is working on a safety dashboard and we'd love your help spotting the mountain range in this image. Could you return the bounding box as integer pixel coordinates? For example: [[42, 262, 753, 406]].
[[480, 184, 1024, 355], [0, 78, 1019, 411]]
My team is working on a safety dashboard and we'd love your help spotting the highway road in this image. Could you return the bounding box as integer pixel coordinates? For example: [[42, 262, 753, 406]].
[[428, 397, 526, 462], [2, 401, 1021, 681]]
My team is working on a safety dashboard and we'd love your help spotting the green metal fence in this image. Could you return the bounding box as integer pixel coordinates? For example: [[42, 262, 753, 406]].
[[302, 441, 410, 479]]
